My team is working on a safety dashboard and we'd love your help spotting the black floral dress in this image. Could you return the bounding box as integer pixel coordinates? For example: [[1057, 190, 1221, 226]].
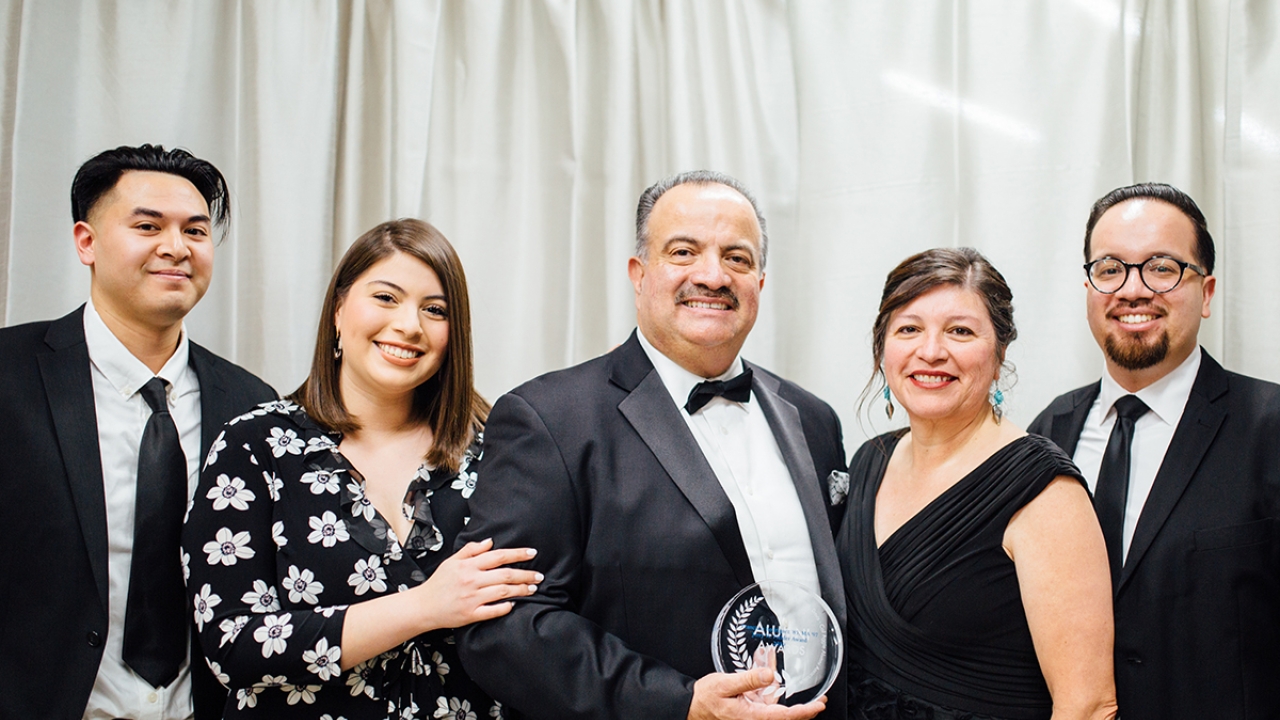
[[182, 400, 503, 720]]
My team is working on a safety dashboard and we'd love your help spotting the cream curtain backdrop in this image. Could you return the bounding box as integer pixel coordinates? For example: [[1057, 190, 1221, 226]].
[[1, 1, 1277, 444]]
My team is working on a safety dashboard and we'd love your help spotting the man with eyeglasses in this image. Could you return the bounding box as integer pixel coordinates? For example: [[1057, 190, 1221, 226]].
[[1029, 182, 1280, 720]]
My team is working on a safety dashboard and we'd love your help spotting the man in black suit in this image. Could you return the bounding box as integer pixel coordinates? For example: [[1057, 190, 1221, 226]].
[[0, 145, 276, 720], [1029, 182, 1280, 720], [457, 171, 847, 720]]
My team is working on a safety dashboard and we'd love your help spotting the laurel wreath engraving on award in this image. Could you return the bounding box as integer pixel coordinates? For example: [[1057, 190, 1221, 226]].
[[727, 595, 765, 670]]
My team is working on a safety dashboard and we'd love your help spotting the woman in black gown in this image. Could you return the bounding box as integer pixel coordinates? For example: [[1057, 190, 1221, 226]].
[[840, 248, 1117, 720]]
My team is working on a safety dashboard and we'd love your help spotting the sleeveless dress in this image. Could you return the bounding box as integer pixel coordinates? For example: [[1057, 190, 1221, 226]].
[[839, 431, 1085, 720]]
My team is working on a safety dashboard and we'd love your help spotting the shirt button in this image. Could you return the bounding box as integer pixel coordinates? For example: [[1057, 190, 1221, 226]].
[[86, 630, 103, 647], [766, 549, 775, 560], [147, 692, 159, 703]]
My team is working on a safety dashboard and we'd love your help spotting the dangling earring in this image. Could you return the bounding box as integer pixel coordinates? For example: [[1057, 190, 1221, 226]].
[[883, 386, 895, 420], [990, 386, 1004, 424], [333, 333, 343, 360]]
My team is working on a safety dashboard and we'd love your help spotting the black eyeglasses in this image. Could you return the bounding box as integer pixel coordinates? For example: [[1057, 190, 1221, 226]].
[[1083, 255, 1207, 294]]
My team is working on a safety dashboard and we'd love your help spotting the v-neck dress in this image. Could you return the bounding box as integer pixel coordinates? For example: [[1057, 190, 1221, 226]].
[[182, 400, 502, 719], [838, 431, 1085, 720]]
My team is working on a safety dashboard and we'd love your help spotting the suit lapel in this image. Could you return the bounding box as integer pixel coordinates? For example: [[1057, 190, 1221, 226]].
[[612, 335, 755, 588], [748, 364, 846, 624], [1048, 383, 1100, 457], [189, 342, 227, 458], [37, 307, 109, 612], [1118, 352, 1227, 593]]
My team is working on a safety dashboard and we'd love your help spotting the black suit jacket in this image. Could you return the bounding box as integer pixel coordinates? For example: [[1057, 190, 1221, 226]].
[[456, 332, 848, 720], [1028, 349, 1280, 720], [0, 306, 276, 720]]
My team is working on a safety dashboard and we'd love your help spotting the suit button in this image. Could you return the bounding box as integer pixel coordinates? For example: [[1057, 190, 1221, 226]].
[[1126, 655, 1142, 665], [86, 631, 102, 647]]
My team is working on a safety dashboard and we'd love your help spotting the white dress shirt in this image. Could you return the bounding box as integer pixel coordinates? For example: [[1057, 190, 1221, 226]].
[[1072, 349, 1201, 561], [83, 300, 202, 720], [637, 331, 825, 682]]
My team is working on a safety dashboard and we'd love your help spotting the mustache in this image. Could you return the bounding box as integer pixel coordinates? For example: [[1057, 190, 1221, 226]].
[[675, 284, 739, 310]]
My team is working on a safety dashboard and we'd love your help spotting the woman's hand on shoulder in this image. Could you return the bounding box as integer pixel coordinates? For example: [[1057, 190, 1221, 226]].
[[416, 537, 542, 631]]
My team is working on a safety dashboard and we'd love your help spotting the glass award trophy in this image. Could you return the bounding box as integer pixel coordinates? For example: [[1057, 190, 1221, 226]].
[[711, 580, 842, 705]]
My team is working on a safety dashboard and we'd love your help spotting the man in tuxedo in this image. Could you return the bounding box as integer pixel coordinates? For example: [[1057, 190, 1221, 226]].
[[1028, 182, 1280, 719], [457, 171, 847, 720], [0, 145, 276, 719]]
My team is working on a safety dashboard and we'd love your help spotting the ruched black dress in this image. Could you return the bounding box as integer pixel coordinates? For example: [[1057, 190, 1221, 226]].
[[839, 431, 1085, 720]]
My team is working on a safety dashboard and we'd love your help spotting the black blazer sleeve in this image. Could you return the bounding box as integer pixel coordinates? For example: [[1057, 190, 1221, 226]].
[[455, 391, 695, 720]]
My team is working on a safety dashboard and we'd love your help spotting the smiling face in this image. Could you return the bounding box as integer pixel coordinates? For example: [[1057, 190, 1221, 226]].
[[627, 182, 765, 378], [74, 170, 214, 333], [334, 251, 450, 405], [1086, 198, 1215, 391], [883, 284, 1002, 424]]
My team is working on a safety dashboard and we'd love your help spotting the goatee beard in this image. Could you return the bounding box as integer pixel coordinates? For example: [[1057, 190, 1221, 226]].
[[1105, 330, 1170, 370]]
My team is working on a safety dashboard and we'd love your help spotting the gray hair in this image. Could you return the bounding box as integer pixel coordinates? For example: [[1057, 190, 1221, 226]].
[[634, 170, 769, 269]]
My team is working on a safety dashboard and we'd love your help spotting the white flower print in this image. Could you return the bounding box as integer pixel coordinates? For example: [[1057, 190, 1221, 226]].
[[303, 637, 342, 681], [207, 473, 256, 511], [451, 468, 477, 498], [305, 434, 338, 454], [285, 565, 325, 604], [314, 603, 347, 618], [252, 614, 293, 658], [435, 697, 477, 720], [489, 701, 503, 718], [285, 683, 321, 705], [192, 584, 221, 631], [254, 674, 288, 688], [263, 470, 283, 501], [204, 527, 255, 566], [219, 615, 249, 647], [204, 432, 227, 468], [346, 658, 376, 698], [399, 699, 421, 719], [240, 579, 280, 613], [347, 481, 377, 521], [348, 555, 388, 595], [266, 426, 305, 457], [205, 658, 230, 688], [272, 520, 288, 548], [308, 511, 350, 547], [432, 651, 450, 682], [301, 468, 344, 495], [235, 686, 261, 709], [180, 548, 190, 582], [260, 399, 299, 415]]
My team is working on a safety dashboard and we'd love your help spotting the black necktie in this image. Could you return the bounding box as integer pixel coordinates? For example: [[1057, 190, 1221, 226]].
[[122, 377, 188, 688], [1093, 394, 1150, 586], [684, 368, 753, 414]]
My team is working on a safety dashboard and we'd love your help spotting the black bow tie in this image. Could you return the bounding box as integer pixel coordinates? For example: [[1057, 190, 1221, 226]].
[[684, 368, 753, 414]]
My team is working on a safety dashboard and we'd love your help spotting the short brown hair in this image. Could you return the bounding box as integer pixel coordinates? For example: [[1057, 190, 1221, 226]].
[[288, 218, 489, 472], [861, 247, 1017, 414]]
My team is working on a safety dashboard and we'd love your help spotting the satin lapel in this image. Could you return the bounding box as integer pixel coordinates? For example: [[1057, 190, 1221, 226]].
[[749, 365, 846, 624], [1053, 383, 1100, 457], [188, 343, 227, 458], [613, 339, 754, 588], [37, 309, 109, 611], [1118, 354, 1227, 594]]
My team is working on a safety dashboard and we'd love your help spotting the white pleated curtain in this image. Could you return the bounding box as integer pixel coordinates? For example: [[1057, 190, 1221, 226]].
[[1, 1, 1277, 441]]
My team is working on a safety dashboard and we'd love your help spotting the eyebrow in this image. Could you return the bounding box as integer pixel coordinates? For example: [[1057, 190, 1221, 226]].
[[661, 236, 759, 260], [896, 313, 983, 324], [129, 207, 212, 225], [367, 279, 447, 301]]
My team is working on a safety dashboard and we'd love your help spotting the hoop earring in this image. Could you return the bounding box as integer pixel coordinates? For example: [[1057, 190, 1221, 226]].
[[883, 386, 895, 421], [333, 333, 343, 360]]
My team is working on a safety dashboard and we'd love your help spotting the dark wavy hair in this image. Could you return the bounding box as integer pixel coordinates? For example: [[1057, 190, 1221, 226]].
[[71, 144, 230, 236], [288, 218, 489, 472]]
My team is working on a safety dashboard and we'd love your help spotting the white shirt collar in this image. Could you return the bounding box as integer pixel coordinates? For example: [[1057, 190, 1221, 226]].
[[83, 299, 196, 401], [1098, 347, 1201, 427], [635, 328, 745, 413]]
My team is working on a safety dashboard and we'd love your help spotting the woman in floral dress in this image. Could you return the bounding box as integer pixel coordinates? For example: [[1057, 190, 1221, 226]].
[[183, 219, 540, 719]]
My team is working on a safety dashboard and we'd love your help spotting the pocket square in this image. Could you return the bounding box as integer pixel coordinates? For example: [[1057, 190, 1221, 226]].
[[827, 470, 850, 506]]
